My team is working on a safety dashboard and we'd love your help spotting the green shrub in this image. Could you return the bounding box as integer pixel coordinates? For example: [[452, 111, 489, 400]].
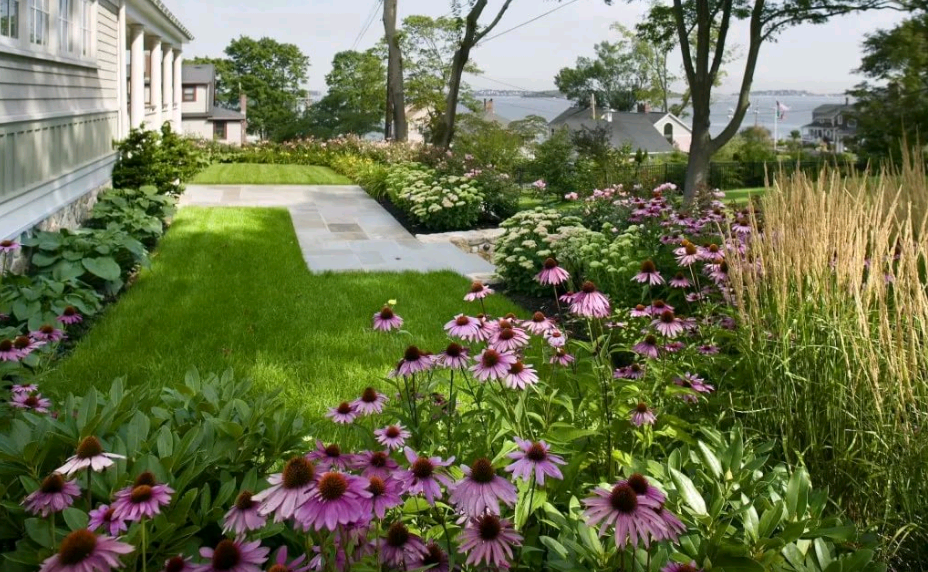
[[112, 123, 204, 196], [530, 127, 577, 198], [472, 169, 520, 223], [494, 208, 585, 295], [84, 187, 175, 248], [329, 155, 390, 200], [397, 173, 484, 231], [0, 274, 102, 332]]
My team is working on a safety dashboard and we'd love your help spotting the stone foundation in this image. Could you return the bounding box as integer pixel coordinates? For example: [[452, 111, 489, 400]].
[[415, 228, 505, 263]]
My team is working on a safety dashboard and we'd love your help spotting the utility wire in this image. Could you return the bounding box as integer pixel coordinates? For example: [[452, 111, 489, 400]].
[[480, 0, 582, 44], [351, 0, 384, 51]]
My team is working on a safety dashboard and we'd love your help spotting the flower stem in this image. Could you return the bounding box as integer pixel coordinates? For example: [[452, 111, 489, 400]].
[[50, 512, 56, 546], [85, 468, 92, 509], [141, 518, 147, 572]]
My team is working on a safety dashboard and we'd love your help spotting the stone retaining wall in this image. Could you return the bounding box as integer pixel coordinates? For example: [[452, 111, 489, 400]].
[[415, 228, 505, 263]]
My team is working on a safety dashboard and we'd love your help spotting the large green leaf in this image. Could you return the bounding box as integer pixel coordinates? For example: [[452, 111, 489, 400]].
[[670, 468, 707, 516], [81, 257, 122, 281]]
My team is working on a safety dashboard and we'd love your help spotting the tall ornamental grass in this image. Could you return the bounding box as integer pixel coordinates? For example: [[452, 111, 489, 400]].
[[729, 154, 928, 567]]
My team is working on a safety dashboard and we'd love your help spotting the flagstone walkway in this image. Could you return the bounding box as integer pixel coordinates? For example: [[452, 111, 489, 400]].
[[179, 184, 496, 279]]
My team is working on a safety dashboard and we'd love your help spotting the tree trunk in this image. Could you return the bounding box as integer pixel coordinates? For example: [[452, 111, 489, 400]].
[[683, 86, 714, 200], [436, 44, 472, 148], [383, 0, 407, 141]]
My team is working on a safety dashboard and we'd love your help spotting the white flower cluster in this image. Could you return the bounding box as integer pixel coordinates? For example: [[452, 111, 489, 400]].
[[386, 164, 484, 231], [494, 209, 584, 286]]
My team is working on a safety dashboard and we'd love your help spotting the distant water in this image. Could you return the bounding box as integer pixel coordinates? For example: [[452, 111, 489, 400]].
[[487, 94, 848, 140]]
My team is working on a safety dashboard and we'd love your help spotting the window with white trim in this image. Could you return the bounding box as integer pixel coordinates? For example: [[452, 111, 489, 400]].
[[57, 0, 71, 52], [78, 0, 90, 56], [1, 0, 19, 39], [29, 0, 48, 46]]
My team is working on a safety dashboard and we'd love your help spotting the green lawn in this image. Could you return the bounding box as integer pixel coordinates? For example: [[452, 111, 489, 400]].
[[41, 208, 520, 415], [191, 164, 351, 185], [725, 187, 766, 204]]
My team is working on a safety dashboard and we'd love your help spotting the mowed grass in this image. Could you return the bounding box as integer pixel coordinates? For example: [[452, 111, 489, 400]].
[[41, 207, 521, 415], [191, 164, 351, 185], [725, 187, 766, 204]]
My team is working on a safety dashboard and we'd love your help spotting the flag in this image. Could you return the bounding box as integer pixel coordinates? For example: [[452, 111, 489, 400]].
[[776, 100, 789, 120]]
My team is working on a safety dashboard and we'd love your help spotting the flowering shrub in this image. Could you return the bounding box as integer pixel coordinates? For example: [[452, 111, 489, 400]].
[[112, 123, 204, 196], [494, 209, 585, 295], [396, 173, 484, 231]]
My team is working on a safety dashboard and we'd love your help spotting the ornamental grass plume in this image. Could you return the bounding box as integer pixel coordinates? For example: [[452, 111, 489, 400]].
[[39, 529, 133, 572]]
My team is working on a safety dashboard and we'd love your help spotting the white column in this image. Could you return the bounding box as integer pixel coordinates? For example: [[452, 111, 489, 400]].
[[173, 51, 183, 128], [129, 25, 145, 129], [162, 45, 174, 127], [116, 1, 127, 138], [149, 36, 163, 127]]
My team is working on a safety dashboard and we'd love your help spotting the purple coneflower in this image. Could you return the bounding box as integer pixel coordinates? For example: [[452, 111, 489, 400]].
[[14, 335, 41, 357], [57, 306, 83, 325], [700, 243, 724, 263], [570, 281, 611, 318], [0, 239, 20, 252], [464, 282, 494, 302], [545, 329, 567, 348], [162, 555, 195, 572], [458, 514, 522, 569], [624, 473, 666, 504], [326, 402, 357, 424], [663, 563, 703, 572], [361, 476, 403, 519], [632, 335, 661, 359], [57, 436, 125, 476], [649, 299, 674, 315], [88, 504, 128, 537], [11, 383, 37, 393], [631, 402, 657, 427], [653, 310, 685, 338], [194, 538, 269, 572], [523, 311, 556, 335], [436, 342, 469, 368], [296, 472, 370, 531], [307, 441, 355, 471], [731, 217, 752, 234], [38, 529, 133, 572], [112, 471, 173, 521], [31, 324, 66, 342], [536, 258, 570, 286], [356, 450, 399, 480], [267, 546, 310, 572], [444, 314, 482, 341], [675, 242, 700, 266], [471, 348, 517, 382], [450, 458, 518, 516], [664, 341, 686, 353], [505, 438, 565, 485], [393, 346, 432, 377], [502, 361, 539, 390], [351, 387, 388, 415], [374, 424, 410, 451], [698, 344, 719, 355], [223, 491, 265, 535], [614, 363, 645, 380], [10, 392, 52, 412], [630, 304, 650, 318], [710, 260, 730, 284], [372, 306, 403, 332], [420, 542, 451, 572], [550, 348, 575, 367], [253, 457, 316, 522], [673, 373, 715, 402], [633, 260, 665, 285], [490, 326, 530, 352], [670, 272, 691, 288], [582, 483, 667, 549], [401, 448, 454, 505], [559, 291, 577, 305], [380, 522, 427, 568], [654, 504, 687, 542], [24, 473, 80, 516], [0, 339, 19, 361]]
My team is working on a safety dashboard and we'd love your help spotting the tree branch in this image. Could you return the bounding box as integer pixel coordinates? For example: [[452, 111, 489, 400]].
[[709, 0, 733, 82], [474, 0, 515, 43], [673, 0, 697, 87]]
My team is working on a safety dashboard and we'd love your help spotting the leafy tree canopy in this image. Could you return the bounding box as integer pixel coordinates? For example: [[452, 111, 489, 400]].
[[305, 49, 386, 139]]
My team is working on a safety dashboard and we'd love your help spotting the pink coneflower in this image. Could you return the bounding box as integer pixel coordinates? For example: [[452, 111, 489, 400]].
[[380, 522, 427, 568], [326, 402, 357, 424], [710, 260, 730, 284], [307, 442, 355, 471], [464, 282, 494, 302], [393, 346, 432, 377], [444, 314, 482, 341], [632, 335, 661, 359], [267, 546, 310, 572], [649, 299, 674, 315], [194, 538, 269, 572], [633, 260, 664, 285], [545, 329, 567, 348], [0, 339, 19, 361], [112, 471, 173, 521], [356, 450, 399, 480], [361, 476, 404, 519], [700, 243, 724, 263], [458, 514, 522, 569], [296, 472, 370, 531], [675, 243, 700, 266], [38, 529, 133, 572], [372, 306, 403, 332], [57, 306, 83, 325], [490, 325, 530, 352], [11, 383, 37, 393], [582, 482, 667, 549], [631, 402, 657, 427], [351, 387, 388, 415], [570, 282, 611, 318], [550, 348, 575, 367], [10, 392, 52, 412], [630, 304, 650, 318], [653, 311, 685, 338], [670, 272, 691, 288], [523, 311, 556, 335], [23, 473, 80, 516], [505, 438, 565, 485], [223, 491, 265, 535], [697, 344, 720, 355], [57, 436, 125, 476], [436, 342, 469, 368], [654, 504, 688, 542], [614, 363, 645, 380], [664, 341, 686, 353], [662, 563, 702, 572], [13, 334, 41, 357], [731, 217, 752, 235], [253, 457, 317, 522], [559, 291, 577, 305], [162, 555, 194, 572], [450, 458, 518, 516], [673, 373, 715, 402], [420, 542, 451, 572], [374, 424, 410, 450], [536, 258, 570, 286], [624, 473, 666, 504], [401, 448, 454, 505], [88, 504, 128, 537], [31, 324, 66, 342], [503, 361, 539, 390], [0, 239, 20, 252], [471, 348, 517, 381]]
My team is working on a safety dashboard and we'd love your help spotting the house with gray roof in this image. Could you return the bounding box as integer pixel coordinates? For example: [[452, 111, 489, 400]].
[[181, 64, 247, 145], [801, 99, 856, 152], [549, 104, 692, 154]]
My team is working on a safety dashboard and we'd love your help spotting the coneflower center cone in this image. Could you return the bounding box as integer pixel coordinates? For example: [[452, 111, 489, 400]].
[[211, 539, 241, 570], [379, 307, 394, 320], [660, 311, 676, 323], [336, 402, 352, 414], [469, 458, 495, 483], [63, 306, 77, 316], [24, 396, 39, 407], [370, 451, 388, 468], [403, 346, 422, 362], [411, 458, 434, 479], [361, 387, 378, 403], [386, 522, 410, 547], [385, 426, 401, 439], [532, 312, 546, 322], [76, 436, 103, 459], [0, 240, 13, 248], [543, 258, 558, 269], [481, 350, 501, 367], [627, 474, 650, 495], [14, 336, 30, 349], [455, 315, 471, 326], [134, 471, 157, 487], [677, 565, 698, 572], [644, 335, 657, 346], [40, 324, 55, 334], [526, 443, 547, 462], [631, 364, 642, 373], [445, 343, 463, 357], [268, 565, 289, 572], [368, 477, 386, 497], [324, 444, 341, 458], [234, 491, 256, 510], [498, 329, 514, 341], [165, 556, 187, 572], [130, 485, 153, 503], [58, 529, 97, 565], [0, 339, 12, 351], [652, 300, 666, 310], [318, 473, 348, 501], [40, 473, 65, 493], [685, 244, 697, 255], [609, 484, 639, 514], [640, 260, 657, 273], [469, 282, 485, 293], [509, 362, 525, 375], [422, 543, 446, 566], [636, 402, 649, 413], [581, 281, 597, 293], [478, 514, 502, 540], [282, 458, 315, 489]]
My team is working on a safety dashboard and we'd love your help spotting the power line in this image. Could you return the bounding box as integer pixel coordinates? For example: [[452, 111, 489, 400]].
[[480, 0, 582, 44], [351, 0, 384, 51]]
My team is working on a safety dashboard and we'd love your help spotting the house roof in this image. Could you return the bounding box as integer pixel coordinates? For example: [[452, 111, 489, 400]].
[[812, 103, 852, 116], [550, 106, 676, 153], [182, 64, 214, 85], [147, 0, 194, 41], [209, 106, 246, 121]]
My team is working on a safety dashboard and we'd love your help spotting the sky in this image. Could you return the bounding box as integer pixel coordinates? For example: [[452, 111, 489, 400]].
[[161, 0, 906, 95]]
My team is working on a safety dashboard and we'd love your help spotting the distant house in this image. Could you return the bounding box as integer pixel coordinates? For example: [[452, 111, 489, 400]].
[[405, 99, 511, 144], [801, 99, 857, 152], [181, 64, 246, 145], [549, 104, 692, 154]]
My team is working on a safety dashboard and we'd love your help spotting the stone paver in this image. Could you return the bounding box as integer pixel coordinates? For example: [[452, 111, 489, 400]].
[[180, 184, 496, 278]]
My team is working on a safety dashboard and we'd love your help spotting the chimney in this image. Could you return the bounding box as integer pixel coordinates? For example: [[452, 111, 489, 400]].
[[636, 102, 651, 113], [239, 91, 248, 145], [845, 96, 849, 106], [487, 98, 494, 114], [483, 98, 488, 112]]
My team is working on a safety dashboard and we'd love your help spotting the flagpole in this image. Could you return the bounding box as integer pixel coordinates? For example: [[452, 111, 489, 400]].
[[774, 102, 778, 153]]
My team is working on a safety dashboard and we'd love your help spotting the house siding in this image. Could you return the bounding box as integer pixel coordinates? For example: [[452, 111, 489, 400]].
[[181, 84, 210, 115]]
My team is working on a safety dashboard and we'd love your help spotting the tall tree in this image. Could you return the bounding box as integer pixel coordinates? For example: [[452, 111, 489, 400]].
[[311, 49, 386, 137], [555, 35, 651, 112], [383, 0, 408, 141], [195, 37, 310, 140], [638, 0, 892, 200]]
